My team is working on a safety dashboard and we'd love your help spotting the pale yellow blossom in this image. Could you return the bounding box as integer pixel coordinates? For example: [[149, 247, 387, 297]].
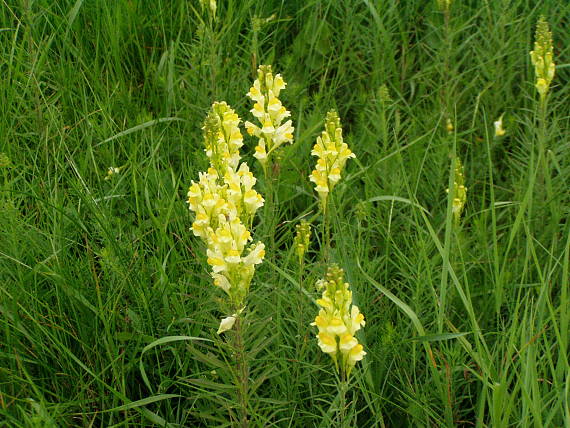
[[494, 114, 506, 137], [217, 316, 236, 334]]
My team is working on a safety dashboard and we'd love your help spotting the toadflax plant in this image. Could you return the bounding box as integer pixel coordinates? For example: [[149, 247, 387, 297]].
[[312, 264, 366, 426], [187, 101, 266, 427], [310, 111, 355, 259]]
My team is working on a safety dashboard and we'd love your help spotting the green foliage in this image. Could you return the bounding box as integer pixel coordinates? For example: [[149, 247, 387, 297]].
[[1, 0, 569, 426]]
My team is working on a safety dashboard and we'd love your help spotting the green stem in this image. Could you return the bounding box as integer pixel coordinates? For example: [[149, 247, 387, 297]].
[[339, 373, 347, 427], [261, 157, 277, 256], [322, 198, 331, 263], [233, 317, 249, 428], [298, 258, 305, 290]]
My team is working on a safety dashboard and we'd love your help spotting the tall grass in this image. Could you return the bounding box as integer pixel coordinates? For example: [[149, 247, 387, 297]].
[[1, 0, 568, 426]]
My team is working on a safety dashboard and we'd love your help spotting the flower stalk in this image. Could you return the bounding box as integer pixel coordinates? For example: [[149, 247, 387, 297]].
[[245, 65, 294, 251], [309, 111, 355, 260]]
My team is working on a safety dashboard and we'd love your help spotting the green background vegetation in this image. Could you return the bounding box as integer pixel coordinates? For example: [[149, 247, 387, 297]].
[[1, 0, 569, 426]]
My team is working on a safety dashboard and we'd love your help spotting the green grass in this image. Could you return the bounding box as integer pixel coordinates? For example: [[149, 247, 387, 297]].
[[1, 0, 569, 426]]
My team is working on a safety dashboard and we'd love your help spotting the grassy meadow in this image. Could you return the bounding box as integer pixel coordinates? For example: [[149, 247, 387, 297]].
[[1, 0, 569, 426]]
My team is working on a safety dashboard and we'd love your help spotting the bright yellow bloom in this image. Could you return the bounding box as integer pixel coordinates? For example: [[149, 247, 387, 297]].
[[311, 265, 366, 377], [245, 65, 294, 168], [530, 17, 555, 99], [309, 111, 355, 208]]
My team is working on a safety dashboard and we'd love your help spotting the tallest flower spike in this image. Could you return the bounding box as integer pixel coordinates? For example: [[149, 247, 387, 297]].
[[530, 16, 555, 100], [187, 102, 265, 332], [245, 65, 294, 170]]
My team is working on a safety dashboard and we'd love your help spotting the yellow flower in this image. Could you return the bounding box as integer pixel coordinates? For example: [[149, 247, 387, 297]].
[[245, 65, 294, 168], [309, 111, 355, 208], [317, 332, 337, 356], [347, 344, 366, 367], [312, 265, 365, 376], [530, 17, 555, 99], [217, 316, 236, 334], [494, 114, 506, 137]]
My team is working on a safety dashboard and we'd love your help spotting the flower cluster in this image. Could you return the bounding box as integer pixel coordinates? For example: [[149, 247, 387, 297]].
[[309, 111, 355, 208], [446, 158, 467, 224], [104, 166, 121, 181], [293, 220, 311, 264], [312, 265, 366, 377], [530, 17, 555, 99], [245, 65, 294, 169], [187, 102, 265, 331]]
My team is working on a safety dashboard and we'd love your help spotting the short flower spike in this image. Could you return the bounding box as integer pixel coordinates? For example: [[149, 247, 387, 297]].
[[293, 221, 311, 264], [446, 158, 467, 225], [309, 111, 355, 210], [245, 65, 294, 169], [312, 265, 366, 377]]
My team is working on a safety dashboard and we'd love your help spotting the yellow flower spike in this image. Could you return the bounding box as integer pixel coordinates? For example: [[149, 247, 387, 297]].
[[309, 111, 355, 208], [245, 65, 294, 169], [202, 102, 243, 176], [313, 265, 365, 377], [187, 101, 265, 327], [446, 158, 467, 225], [530, 17, 555, 100], [293, 221, 311, 264]]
